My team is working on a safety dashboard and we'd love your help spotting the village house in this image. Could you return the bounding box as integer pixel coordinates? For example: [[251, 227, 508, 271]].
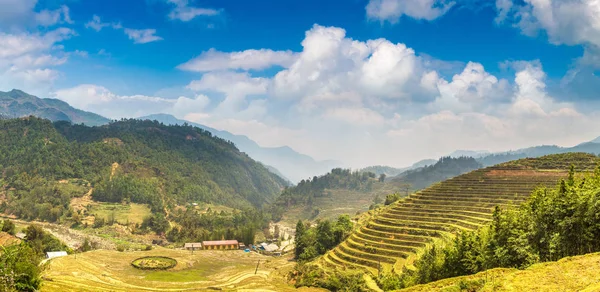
[[202, 240, 239, 250], [184, 242, 202, 251]]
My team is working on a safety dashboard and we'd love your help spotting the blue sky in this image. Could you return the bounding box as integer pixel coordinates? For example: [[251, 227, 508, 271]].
[[1, 0, 600, 167]]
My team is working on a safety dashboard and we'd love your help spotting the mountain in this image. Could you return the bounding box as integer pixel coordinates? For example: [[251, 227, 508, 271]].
[[359, 159, 438, 178], [0, 89, 111, 126], [447, 149, 490, 158], [0, 117, 287, 223], [476, 143, 600, 167], [138, 113, 340, 183], [391, 156, 483, 190]]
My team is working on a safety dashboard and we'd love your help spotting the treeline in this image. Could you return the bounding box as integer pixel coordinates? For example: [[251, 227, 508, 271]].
[[0, 220, 70, 291], [393, 156, 482, 190], [0, 117, 286, 223], [378, 165, 600, 290], [273, 169, 377, 215], [162, 208, 270, 245]]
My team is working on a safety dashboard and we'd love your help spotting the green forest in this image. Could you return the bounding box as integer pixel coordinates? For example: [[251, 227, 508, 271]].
[[392, 156, 482, 190], [0, 117, 287, 223]]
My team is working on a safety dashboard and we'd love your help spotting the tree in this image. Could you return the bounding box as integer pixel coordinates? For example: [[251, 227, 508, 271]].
[[1, 219, 16, 235], [379, 173, 386, 183], [0, 244, 42, 292], [385, 193, 401, 205], [294, 220, 306, 259]]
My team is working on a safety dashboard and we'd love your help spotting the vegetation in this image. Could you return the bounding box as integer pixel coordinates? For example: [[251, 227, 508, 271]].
[[131, 256, 177, 270], [1, 219, 15, 235], [0, 117, 286, 223], [381, 164, 600, 289], [166, 208, 268, 245], [399, 252, 600, 292], [393, 156, 482, 190], [0, 223, 69, 291], [304, 153, 598, 291], [294, 215, 353, 262], [360, 165, 405, 177]]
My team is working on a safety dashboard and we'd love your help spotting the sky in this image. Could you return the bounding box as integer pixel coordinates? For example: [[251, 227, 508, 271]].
[[1, 0, 600, 168]]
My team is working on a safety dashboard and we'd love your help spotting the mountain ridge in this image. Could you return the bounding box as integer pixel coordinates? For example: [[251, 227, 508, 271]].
[[0, 89, 111, 126], [138, 113, 341, 183]]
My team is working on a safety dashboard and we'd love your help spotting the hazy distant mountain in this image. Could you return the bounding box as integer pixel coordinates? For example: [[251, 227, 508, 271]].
[[476, 143, 600, 167], [448, 150, 490, 158], [0, 89, 111, 126], [138, 114, 341, 183], [360, 159, 438, 178]]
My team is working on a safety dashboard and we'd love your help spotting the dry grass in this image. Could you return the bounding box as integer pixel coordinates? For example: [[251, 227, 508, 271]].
[[399, 252, 600, 292], [41, 247, 324, 292], [88, 203, 152, 225]]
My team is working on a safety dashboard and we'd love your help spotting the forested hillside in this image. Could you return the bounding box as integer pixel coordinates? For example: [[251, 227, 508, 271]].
[[0, 117, 286, 223], [392, 156, 482, 190]]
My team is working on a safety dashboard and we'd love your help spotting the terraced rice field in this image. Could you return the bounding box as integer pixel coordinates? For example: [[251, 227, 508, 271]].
[[320, 155, 599, 274]]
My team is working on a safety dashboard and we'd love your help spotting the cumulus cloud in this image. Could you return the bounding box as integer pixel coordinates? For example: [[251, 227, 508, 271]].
[[178, 48, 297, 72], [366, 0, 455, 23], [0, 28, 75, 96], [164, 0, 220, 22], [497, 0, 600, 48], [0, 0, 72, 28]]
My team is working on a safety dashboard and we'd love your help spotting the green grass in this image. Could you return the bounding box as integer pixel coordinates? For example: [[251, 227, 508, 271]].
[[131, 256, 177, 270], [88, 203, 151, 225]]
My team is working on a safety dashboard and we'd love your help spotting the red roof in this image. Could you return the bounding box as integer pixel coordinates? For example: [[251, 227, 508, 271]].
[[202, 240, 239, 246]]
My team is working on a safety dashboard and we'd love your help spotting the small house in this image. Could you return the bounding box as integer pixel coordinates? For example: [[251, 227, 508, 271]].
[[46, 251, 68, 259], [260, 242, 279, 253], [202, 240, 239, 250], [238, 243, 246, 249], [184, 242, 202, 251]]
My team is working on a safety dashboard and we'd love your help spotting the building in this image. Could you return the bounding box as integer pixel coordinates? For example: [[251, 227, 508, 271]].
[[46, 251, 68, 259], [259, 242, 279, 253], [202, 240, 239, 250], [184, 242, 202, 251]]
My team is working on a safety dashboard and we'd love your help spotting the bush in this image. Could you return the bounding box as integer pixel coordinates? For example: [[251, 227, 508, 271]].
[[131, 256, 177, 270], [1, 219, 15, 235]]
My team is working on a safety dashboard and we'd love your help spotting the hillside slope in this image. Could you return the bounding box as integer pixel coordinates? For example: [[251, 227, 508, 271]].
[[139, 114, 340, 183], [399, 252, 600, 292], [0, 89, 110, 126], [0, 117, 286, 223], [318, 153, 598, 274]]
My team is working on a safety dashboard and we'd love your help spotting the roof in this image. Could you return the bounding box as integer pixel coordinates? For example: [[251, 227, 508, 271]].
[[184, 243, 202, 248], [263, 243, 279, 252], [202, 240, 239, 246], [46, 251, 68, 259]]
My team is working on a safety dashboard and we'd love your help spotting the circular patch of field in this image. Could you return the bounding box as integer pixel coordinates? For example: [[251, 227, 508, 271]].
[[131, 256, 177, 270]]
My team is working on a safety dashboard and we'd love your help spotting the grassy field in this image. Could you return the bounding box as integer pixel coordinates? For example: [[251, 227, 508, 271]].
[[88, 202, 152, 225], [399, 252, 600, 292], [41, 247, 324, 292]]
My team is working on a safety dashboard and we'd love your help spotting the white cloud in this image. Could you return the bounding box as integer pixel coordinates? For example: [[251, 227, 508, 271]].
[[85, 15, 162, 44], [164, 0, 220, 22], [0, 28, 75, 96], [366, 0, 455, 23], [178, 48, 297, 72], [35, 5, 73, 27], [498, 0, 600, 48], [324, 107, 385, 126], [123, 28, 163, 44], [85, 15, 114, 32]]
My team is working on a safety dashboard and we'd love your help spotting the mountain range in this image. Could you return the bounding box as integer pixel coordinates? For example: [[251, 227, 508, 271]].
[[0, 89, 110, 126]]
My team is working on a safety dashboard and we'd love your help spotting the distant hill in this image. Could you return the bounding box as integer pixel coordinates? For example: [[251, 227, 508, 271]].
[[359, 166, 406, 177], [447, 150, 490, 158], [476, 143, 600, 167], [0, 117, 287, 223], [138, 114, 340, 183], [392, 156, 483, 191], [0, 89, 110, 126]]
